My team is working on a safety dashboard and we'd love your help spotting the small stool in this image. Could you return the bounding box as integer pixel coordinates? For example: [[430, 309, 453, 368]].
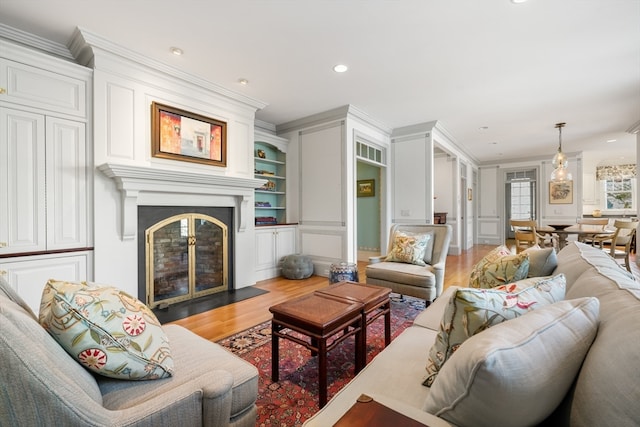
[[280, 254, 314, 279], [329, 262, 359, 284]]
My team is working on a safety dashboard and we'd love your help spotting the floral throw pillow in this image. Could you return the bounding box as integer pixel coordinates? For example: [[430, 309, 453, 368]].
[[469, 245, 529, 288], [386, 231, 433, 266], [39, 279, 173, 380], [423, 274, 566, 387]]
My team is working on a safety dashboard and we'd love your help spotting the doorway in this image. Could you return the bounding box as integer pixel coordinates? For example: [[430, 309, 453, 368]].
[[505, 169, 538, 239]]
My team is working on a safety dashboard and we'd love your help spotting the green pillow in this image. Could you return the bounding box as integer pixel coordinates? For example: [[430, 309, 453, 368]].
[[39, 279, 173, 380], [424, 274, 566, 387], [469, 245, 529, 288]]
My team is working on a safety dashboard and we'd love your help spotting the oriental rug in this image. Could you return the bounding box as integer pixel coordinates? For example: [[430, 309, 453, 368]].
[[217, 294, 426, 426]]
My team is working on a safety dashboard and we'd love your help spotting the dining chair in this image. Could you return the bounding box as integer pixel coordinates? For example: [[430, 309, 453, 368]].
[[510, 219, 540, 253], [601, 219, 638, 272], [577, 218, 609, 245]]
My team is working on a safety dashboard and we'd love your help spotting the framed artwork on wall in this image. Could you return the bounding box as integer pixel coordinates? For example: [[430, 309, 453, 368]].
[[151, 102, 227, 167], [549, 180, 573, 204], [357, 179, 375, 197]]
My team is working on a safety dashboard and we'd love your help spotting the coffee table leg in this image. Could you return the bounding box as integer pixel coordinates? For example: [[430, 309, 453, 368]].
[[318, 338, 327, 408], [271, 322, 279, 382], [358, 313, 367, 371], [384, 302, 391, 346]]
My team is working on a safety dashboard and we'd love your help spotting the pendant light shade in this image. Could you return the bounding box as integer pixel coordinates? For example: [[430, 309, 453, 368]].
[[550, 122, 572, 182]]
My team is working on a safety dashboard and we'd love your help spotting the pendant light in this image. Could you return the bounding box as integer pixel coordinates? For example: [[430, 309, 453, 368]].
[[550, 122, 572, 182]]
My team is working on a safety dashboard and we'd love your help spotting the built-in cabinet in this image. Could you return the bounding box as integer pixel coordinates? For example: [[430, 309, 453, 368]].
[[254, 225, 297, 281], [0, 40, 92, 307]]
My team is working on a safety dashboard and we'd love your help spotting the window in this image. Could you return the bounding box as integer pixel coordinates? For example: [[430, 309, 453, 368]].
[[603, 178, 635, 210]]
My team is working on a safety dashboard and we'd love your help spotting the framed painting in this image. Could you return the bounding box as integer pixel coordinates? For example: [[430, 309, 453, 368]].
[[357, 179, 375, 197], [549, 180, 573, 204], [151, 102, 227, 167]]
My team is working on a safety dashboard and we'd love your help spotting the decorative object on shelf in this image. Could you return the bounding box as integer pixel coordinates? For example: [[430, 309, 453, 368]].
[[329, 262, 359, 283], [151, 102, 227, 167], [255, 216, 277, 225], [592, 209, 602, 217], [255, 169, 275, 176], [550, 122, 572, 182], [255, 201, 271, 207], [357, 179, 375, 197], [258, 180, 276, 191], [549, 180, 573, 204], [256, 149, 266, 159]]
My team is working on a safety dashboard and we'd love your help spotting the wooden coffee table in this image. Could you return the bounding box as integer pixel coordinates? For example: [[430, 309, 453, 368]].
[[269, 293, 364, 408], [315, 281, 391, 369]]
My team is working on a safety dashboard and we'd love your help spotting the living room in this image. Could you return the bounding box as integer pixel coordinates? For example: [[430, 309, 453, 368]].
[[1, 1, 639, 426]]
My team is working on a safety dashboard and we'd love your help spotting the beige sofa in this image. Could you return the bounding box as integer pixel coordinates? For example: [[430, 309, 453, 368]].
[[0, 276, 259, 427], [305, 242, 640, 427]]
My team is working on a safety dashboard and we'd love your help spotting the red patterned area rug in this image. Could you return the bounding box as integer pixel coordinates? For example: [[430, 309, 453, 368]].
[[217, 294, 426, 426]]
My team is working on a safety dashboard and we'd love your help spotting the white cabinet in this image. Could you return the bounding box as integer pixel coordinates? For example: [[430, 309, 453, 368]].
[[0, 45, 90, 256], [255, 225, 296, 280], [0, 251, 93, 314]]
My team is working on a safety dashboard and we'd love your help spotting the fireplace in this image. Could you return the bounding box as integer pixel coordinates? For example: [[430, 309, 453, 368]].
[[137, 206, 234, 308]]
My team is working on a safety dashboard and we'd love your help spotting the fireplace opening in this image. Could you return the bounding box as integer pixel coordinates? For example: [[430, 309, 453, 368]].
[[138, 206, 234, 308]]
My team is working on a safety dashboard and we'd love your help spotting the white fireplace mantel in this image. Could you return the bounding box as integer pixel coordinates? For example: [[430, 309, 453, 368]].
[[98, 163, 265, 240]]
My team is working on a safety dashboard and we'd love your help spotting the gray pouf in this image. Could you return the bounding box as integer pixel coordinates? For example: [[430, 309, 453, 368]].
[[280, 254, 314, 279]]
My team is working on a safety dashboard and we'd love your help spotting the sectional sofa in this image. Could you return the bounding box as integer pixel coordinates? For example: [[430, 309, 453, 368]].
[[304, 242, 640, 427]]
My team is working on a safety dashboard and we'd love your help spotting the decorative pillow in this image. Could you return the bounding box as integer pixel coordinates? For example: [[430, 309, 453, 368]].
[[469, 245, 529, 288], [386, 231, 433, 266], [423, 297, 600, 427], [39, 279, 173, 380], [523, 246, 558, 277], [423, 274, 566, 387]]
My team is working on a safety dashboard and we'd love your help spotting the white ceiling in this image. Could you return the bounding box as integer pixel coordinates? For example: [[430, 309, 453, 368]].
[[1, 0, 639, 164]]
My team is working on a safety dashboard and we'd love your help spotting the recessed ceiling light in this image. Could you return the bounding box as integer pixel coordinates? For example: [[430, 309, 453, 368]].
[[170, 47, 183, 56], [511, 0, 527, 3], [333, 64, 348, 73], [238, 78, 249, 85], [606, 139, 617, 143]]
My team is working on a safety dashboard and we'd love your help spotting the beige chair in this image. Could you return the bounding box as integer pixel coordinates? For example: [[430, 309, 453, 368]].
[[577, 218, 610, 245], [510, 219, 540, 253], [601, 219, 638, 272], [366, 224, 452, 306]]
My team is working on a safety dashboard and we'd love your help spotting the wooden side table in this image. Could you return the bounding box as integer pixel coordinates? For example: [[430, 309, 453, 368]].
[[315, 281, 391, 369], [269, 293, 364, 408]]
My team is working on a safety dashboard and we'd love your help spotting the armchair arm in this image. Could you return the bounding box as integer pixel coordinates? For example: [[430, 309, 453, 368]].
[[368, 255, 386, 264]]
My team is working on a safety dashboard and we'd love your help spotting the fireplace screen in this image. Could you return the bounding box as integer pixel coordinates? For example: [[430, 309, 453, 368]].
[[146, 213, 228, 308]]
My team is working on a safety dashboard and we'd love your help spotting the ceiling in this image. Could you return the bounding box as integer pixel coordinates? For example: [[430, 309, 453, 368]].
[[1, 0, 639, 164]]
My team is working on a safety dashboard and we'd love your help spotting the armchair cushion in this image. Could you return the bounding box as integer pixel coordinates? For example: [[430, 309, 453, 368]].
[[469, 245, 529, 288], [523, 246, 558, 277], [39, 279, 174, 380], [423, 274, 566, 387], [423, 297, 599, 427], [386, 231, 434, 266]]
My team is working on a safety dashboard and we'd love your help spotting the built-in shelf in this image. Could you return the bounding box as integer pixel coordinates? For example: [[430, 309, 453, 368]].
[[254, 130, 289, 226]]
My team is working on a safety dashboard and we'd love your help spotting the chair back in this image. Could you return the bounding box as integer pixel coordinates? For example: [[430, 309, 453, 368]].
[[510, 219, 538, 253], [578, 218, 609, 229], [610, 219, 638, 248], [386, 223, 452, 267]]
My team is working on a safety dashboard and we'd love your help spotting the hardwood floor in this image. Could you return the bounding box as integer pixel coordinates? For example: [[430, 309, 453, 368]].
[[169, 244, 496, 342]]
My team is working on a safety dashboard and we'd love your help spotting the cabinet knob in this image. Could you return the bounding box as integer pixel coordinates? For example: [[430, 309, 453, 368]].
[[0, 242, 7, 248], [0, 88, 6, 95]]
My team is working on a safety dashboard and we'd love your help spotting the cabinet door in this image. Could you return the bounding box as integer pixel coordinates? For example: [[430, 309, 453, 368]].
[[0, 107, 46, 254], [45, 117, 87, 250], [255, 228, 277, 271], [1, 253, 89, 314], [275, 226, 296, 261]]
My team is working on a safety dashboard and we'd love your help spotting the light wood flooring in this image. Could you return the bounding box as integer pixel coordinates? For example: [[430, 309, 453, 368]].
[[169, 244, 495, 342]]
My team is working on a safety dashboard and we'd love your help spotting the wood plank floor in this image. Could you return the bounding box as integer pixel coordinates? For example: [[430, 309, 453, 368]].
[[169, 244, 496, 342]]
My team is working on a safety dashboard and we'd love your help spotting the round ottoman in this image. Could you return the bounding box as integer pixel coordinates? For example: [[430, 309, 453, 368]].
[[280, 254, 314, 279], [329, 262, 359, 284]]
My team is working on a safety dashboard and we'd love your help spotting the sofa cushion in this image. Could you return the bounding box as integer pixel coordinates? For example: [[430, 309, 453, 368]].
[[423, 297, 599, 427], [554, 242, 640, 425], [523, 246, 558, 277], [423, 274, 566, 387], [39, 279, 174, 380], [0, 274, 37, 320], [386, 231, 434, 266], [469, 245, 529, 288]]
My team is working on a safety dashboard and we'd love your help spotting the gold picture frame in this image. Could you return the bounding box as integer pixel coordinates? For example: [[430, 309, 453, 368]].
[[357, 179, 375, 197], [549, 180, 573, 204], [151, 102, 227, 167]]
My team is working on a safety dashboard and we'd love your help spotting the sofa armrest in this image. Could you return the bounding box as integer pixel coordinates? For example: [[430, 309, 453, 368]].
[[369, 255, 386, 264]]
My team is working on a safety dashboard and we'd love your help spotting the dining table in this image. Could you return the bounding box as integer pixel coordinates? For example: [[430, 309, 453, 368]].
[[538, 224, 615, 250]]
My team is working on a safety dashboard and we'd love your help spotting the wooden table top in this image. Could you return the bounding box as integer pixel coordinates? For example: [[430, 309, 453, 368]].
[[315, 281, 391, 310]]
